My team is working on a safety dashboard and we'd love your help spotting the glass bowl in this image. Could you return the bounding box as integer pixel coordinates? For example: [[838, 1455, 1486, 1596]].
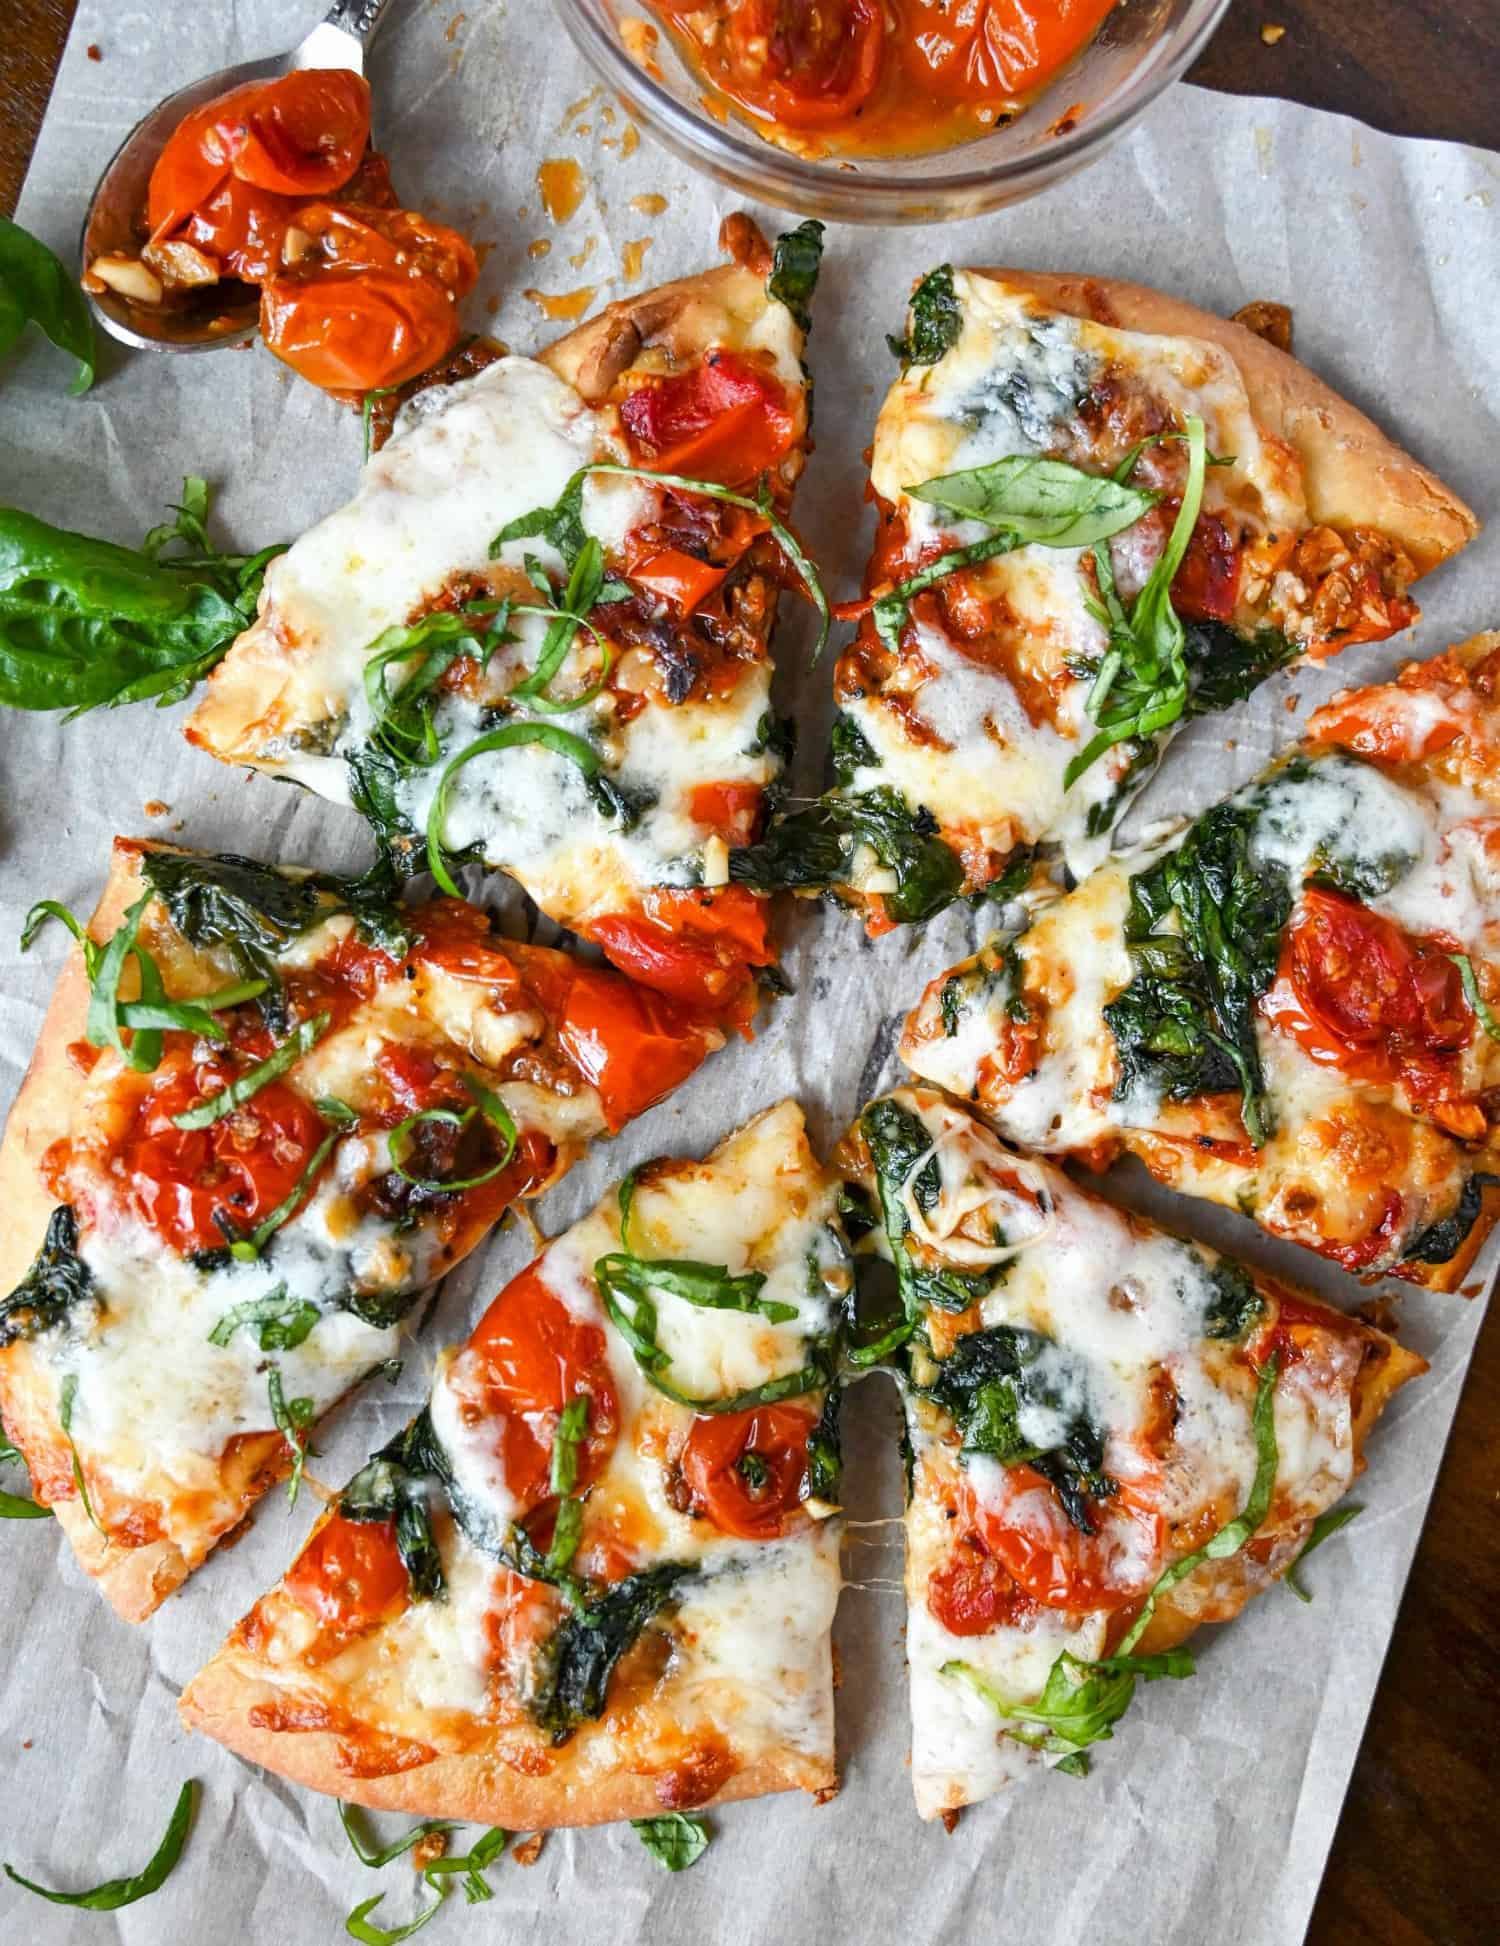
[[552, 0, 1232, 225]]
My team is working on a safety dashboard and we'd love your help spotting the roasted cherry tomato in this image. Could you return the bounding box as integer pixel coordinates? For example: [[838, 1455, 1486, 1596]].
[[679, 1402, 817, 1541], [628, 548, 730, 615], [148, 70, 370, 239], [899, 0, 1118, 102], [689, 780, 766, 847], [927, 1528, 1038, 1636], [115, 1053, 327, 1256], [460, 1264, 620, 1510], [659, 0, 886, 128], [176, 174, 293, 282], [620, 351, 796, 486], [1306, 686, 1467, 765], [408, 898, 524, 993], [1172, 511, 1241, 622], [556, 964, 714, 1130], [284, 1511, 411, 1635], [260, 204, 477, 393], [968, 1459, 1166, 1613], [586, 885, 773, 1013], [1286, 888, 1470, 1058]]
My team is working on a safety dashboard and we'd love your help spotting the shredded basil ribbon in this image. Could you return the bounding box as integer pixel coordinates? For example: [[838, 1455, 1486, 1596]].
[[1285, 1503, 1363, 1603], [226, 1097, 358, 1261], [424, 720, 601, 897], [57, 1371, 105, 1538], [386, 1073, 519, 1192], [170, 1012, 330, 1130], [4, 1780, 194, 1909], [1451, 953, 1500, 1044], [268, 1366, 317, 1508], [593, 1171, 824, 1414]]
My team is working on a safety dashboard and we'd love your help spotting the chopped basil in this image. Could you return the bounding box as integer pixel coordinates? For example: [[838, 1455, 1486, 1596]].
[[58, 1372, 105, 1537], [0, 214, 95, 393], [1199, 1258, 1265, 1342], [226, 1097, 357, 1260], [363, 612, 493, 771], [1064, 414, 1208, 789], [421, 1826, 508, 1904], [170, 1012, 331, 1130], [531, 1562, 692, 1741], [425, 719, 603, 898], [1285, 1504, 1363, 1603], [386, 1074, 518, 1194], [338, 1802, 457, 1870], [632, 1814, 709, 1872], [341, 1417, 447, 1604], [1451, 953, 1500, 1044], [4, 1780, 194, 1909], [345, 1889, 448, 1944], [1402, 1172, 1497, 1266], [550, 1395, 590, 1497], [268, 1366, 317, 1509], [208, 1289, 320, 1352]]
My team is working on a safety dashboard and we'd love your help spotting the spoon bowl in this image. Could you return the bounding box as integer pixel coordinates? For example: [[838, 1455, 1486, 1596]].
[[80, 3, 395, 353]]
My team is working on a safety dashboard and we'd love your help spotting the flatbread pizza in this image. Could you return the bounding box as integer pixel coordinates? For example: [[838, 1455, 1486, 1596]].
[[0, 840, 719, 1619]]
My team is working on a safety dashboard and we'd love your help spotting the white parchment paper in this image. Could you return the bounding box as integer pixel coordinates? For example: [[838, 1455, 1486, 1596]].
[[2, 4, 1498, 1942]]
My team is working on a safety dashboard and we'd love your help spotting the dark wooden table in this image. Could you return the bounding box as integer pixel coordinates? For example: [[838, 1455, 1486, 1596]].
[[2, 3, 1497, 1941]]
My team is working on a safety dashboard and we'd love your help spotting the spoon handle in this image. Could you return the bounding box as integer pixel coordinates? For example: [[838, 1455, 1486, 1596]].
[[319, 0, 400, 49]]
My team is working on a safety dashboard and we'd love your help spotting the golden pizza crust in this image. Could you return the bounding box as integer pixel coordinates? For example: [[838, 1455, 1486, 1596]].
[[974, 269, 1478, 575], [178, 1652, 834, 1828]]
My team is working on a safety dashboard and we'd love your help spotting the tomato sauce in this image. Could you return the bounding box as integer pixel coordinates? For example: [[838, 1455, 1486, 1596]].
[[651, 1, 1119, 157], [92, 70, 477, 397]]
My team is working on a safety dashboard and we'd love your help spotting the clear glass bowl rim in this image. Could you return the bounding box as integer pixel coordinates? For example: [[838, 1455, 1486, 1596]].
[[552, 0, 1235, 220]]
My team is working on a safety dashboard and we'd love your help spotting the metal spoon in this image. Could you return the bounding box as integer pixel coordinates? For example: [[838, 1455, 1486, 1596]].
[[80, 0, 399, 353]]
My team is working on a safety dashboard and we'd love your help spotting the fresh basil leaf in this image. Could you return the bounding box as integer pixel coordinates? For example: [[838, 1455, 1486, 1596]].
[[1064, 415, 1208, 791], [0, 484, 283, 716], [208, 1290, 321, 1352], [1285, 1504, 1362, 1603], [338, 1801, 456, 1871], [492, 473, 588, 569], [170, 1012, 331, 1130], [0, 1206, 98, 1349], [767, 219, 825, 333], [632, 1814, 709, 1872], [943, 1646, 1194, 1756], [0, 215, 94, 394], [888, 265, 961, 367], [908, 456, 1156, 548], [345, 1888, 448, 1944], [5, 1780, 194, 1909]]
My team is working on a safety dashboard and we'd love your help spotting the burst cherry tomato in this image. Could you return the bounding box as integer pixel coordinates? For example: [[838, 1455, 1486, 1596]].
[[586, 886, 773, 1015], [968, 1460, 1167, 1613], [620, 351, 797, 486], [628, 548, 730, 615], [458, 1264, 620, 1511], [660, 1, 886, 129], [927, 1529, 1038, 1635], [114, 1053, 327, 1256], [689, 781, 766, 847], [284, 1511, 411, 1635], [260, 204, 476, 393], [556, 964, 715, 1130], [177, 175, 293, 282], [148, 70, 371, 239], [679, 1402, 817, 1541], [899, 0, 1118, 102], [1286, 889, 1470, 1057]]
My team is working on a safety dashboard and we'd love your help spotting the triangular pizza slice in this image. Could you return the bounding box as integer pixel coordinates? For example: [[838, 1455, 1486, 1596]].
[[838, 1088, 1424, 1820], [0, 840, 720, 1620], [903, 634, 1500, 1286], [185, 217, 826, 1027], [180, 1101, 847, 1824], [797, 266, 1475, 932]]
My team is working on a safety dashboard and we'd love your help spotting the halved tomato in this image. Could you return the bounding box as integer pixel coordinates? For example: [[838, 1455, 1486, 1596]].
[[284, 1511, 410, 1635], [556, 964, 715, 1130], [586, 885, 773, 1015], [620, 351, 796, 487]]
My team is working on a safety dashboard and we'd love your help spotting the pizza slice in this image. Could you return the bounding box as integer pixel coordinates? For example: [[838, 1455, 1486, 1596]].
[[179, 1101, 847, 1825], [837, 1087, 1424, 1819], [0, 840, 721, 1621], [903, 633, 1500, 1286], [798, 266, 1475, 932], [185, 217, 827, 1027]]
